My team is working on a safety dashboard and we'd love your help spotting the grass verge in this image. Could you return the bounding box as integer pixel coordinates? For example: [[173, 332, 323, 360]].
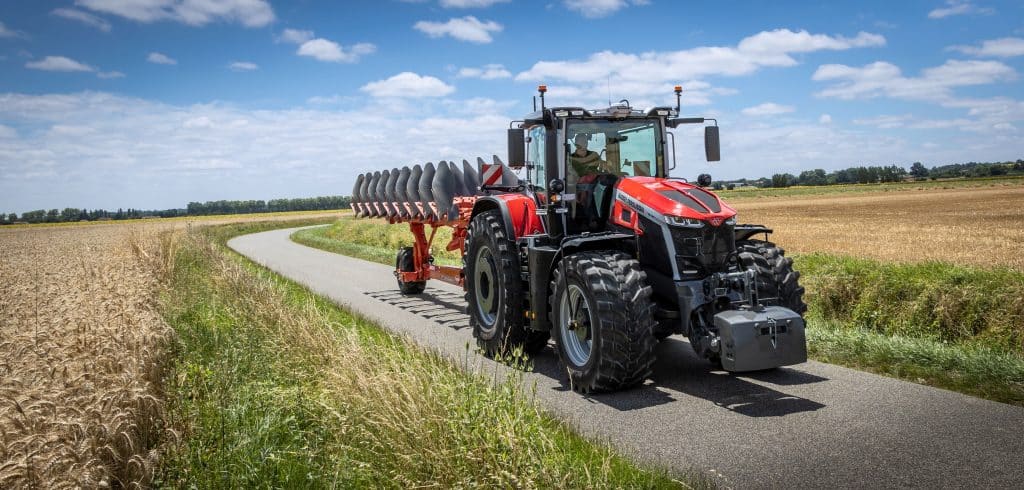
[[295, 219, 1024, 406], [156, 219, 689, 488]]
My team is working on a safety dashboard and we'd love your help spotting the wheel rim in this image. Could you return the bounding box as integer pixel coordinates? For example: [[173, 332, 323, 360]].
[[473, 244, 498, 332], [558, 284, 593, 367]]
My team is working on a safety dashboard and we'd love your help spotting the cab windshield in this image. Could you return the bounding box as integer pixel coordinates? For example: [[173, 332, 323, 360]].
[[566, 119, 663, 178]]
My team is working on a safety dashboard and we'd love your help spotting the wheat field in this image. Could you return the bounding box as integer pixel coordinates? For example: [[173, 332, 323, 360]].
[[0, 224, 175, 487], [731, 185, 1024, 271], [0, 212, 342, 488]]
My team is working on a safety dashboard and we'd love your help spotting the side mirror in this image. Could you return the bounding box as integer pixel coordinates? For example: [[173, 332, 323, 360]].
[[697, 173, 712, 187], [507, 128, 526, 168], [704, 126, 720, 162], [667, 117, 704, 128]]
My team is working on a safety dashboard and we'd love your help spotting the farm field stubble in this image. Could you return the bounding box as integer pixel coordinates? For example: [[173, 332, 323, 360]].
[[730, 185, 1024, 271]]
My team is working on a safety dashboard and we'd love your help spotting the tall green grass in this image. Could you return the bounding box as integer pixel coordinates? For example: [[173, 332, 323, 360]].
[[294, 218, 461, 266], [156, 220, 692, 488], [800, 253, 1024, 353], [295, 218, 1024, 406]]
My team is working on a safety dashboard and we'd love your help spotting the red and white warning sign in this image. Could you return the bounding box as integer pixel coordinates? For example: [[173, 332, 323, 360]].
[[481, 163, 502, 186]]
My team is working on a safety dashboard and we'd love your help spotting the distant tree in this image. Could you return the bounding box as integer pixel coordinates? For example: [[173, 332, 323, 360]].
[[7, 213, 13, 223], [726, 183, 735, 190], [1015, 159, 1023, 171], [771, 173, 794, 188], [60, 208, 81, 222], [46, 209, 60, 223], [910, 162, 929, 178], [990, 165, 1007, 176], [798, 168, 827, 186]]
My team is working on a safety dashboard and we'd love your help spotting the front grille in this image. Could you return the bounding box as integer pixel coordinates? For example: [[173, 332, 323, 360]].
[[670, 223, 735, 274]]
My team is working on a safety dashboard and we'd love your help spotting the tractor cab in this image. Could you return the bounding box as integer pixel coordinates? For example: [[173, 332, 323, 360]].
[[509, 87, 719, 237]]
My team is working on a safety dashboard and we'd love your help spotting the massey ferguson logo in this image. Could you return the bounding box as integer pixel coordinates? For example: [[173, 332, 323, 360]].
[[709, 217, 724, 226]]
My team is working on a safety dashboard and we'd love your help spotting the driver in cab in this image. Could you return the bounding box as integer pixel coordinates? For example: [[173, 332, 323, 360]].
[[569, 133, 609, 177], [567, 133, 618, 225]]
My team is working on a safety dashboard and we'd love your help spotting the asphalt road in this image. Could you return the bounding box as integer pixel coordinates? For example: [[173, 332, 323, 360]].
[[229, 227, 1024, 489]]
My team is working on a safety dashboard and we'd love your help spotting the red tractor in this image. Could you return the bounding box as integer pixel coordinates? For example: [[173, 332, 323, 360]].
[[351, 86, 807, 393]]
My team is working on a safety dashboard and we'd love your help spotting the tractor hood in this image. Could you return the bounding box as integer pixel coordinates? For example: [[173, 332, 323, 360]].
[[615, 176, 736, 225]]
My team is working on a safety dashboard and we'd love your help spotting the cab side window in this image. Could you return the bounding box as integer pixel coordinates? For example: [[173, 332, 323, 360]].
[[528, 125, 546, 193]]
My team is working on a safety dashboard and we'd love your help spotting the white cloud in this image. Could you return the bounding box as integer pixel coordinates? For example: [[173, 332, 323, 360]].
[[76, 0, 275, 27], [949, 37, 1024, 57], [927, 0, 993, 19], [518, 29, 884, 83], [0, 124, 17, 139], [853, 114, 914, 129], [277, 28, 314, 44], [440, 0, 509, 7], [296, 39, 375, 63], [277, 29, 374, 63], [457, 64, 512, 79], [26, 56, 94, 72], [97, 71, 125, 79], [515, 29, 884, 107], [819, 114, 832, 124], [361, 72, 455, 97], [813, 59, 1016, 102], [52, 8, 112, 32], [737, 30, 885, 55], [147, 52, 177, 65], [564, 0, 648, 18], [741, 102, 795, 117], [228, 61, 258, 71], [414, 16, 502, 43], [0, 91, 511, 211], [0, 20, 24, 38]]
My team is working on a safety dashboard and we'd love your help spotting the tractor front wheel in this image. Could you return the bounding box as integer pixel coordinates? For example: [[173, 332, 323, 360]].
[[465, 210, 548, 357], [737, 240, 807, 315], [550, 251, 656, 393]]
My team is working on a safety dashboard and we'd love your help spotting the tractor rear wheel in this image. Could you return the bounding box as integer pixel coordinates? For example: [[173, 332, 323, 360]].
[[549, 251, 656, 393], [395, 247, 426, 295], [737, 240, 807, 315], [465, 210, 548, 357]]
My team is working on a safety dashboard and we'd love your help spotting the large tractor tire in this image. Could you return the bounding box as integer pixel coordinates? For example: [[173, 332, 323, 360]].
[[549, 251, 656, 393], [465, 210, 548, 357], [736, 239, 807, 315], [395, 247, 426, 295]]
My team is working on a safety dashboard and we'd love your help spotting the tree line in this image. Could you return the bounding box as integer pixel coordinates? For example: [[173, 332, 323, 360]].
[[714, 159, 1024, 189], [2, 195, 351, 225]]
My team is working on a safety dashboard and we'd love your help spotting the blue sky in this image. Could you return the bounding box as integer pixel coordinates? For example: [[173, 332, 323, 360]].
[[1, 0, 1023, 213]]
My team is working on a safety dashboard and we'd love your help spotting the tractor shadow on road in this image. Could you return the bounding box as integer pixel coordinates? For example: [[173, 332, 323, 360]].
[[365, 288, 470, 330], [531, 338, 828, 417], [367, 288, 827, 417]]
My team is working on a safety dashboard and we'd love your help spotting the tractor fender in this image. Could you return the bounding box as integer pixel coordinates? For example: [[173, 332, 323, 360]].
[[526, 232, 636, 332], [469, 194, 543, 240], [735, 224, 773, 242], [559, 232, 635, 256]]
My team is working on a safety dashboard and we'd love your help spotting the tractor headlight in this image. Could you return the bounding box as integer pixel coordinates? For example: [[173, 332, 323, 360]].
[[667, 216, 705, 228], [725, 215, 736, 226]]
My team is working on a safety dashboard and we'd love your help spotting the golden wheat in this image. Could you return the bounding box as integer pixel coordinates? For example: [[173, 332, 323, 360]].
[[0, 213, 334, 488], [0, 223, 180, 488]]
